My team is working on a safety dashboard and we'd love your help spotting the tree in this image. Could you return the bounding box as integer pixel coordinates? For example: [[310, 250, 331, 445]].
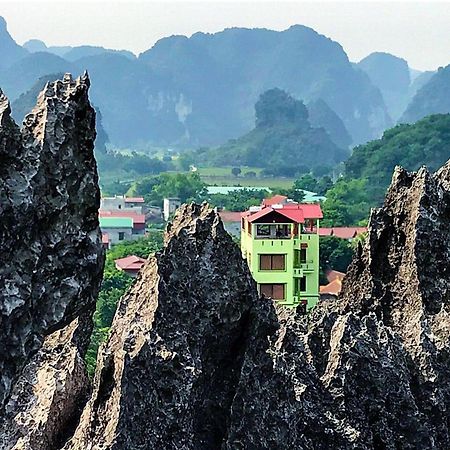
[[231, 167, 241, 177], [294, 174, 318, 192], [321, 178, 370, 226], [127, 172, 207, 206], [319, 236, 354, 284], [255, 88, 308, 129]]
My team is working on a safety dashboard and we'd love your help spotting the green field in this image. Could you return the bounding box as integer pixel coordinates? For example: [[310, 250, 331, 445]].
[[197, 166, 295, 189]]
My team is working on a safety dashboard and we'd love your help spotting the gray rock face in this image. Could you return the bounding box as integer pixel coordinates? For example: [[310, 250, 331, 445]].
[[0, 72, 104, 424], [0, 319, 91, 450], [65, 203, 278, 449], [67, 162, 450, 449]]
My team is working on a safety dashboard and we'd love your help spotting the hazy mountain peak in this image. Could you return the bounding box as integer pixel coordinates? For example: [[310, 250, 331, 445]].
[[0, 16, 28, 69], [358, 51, 410, 120], [23, 39, 48, 52]]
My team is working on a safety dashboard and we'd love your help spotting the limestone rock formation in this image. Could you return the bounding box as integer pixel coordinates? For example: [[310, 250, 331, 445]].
[[65, 203, 279, 449], [67, 161, 450, 449], [0, 73, 104, 447]]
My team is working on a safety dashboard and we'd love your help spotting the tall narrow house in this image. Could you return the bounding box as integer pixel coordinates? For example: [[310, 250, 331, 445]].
[[240, 195, 322, 310]]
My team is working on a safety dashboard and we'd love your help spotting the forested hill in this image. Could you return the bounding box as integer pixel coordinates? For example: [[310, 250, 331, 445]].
[[346, 114, 450, 203], [0, 17, 391, 148], [193, 88, 350, 176], [401, 65, 450, 124]]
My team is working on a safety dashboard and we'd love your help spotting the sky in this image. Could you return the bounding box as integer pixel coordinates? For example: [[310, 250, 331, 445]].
[[0, 0, 449, 71]]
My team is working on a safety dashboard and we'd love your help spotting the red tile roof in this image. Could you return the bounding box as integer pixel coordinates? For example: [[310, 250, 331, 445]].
[[326, 269, 345, 283], [245, 203, 322, 224], [276, 208, 305, 223], [319, 227, 333, 236], [319, 227, 367, 239], [125, 197, 145, 203], [262, 195, 288, 206], [218, 211, 243, 222], [115, 255, 146, 271], [320, 278, 342, 295], [288, 203, 323, 219], [99, 210, 146, 224]]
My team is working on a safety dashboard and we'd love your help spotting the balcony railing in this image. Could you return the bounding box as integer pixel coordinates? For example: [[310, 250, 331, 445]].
[[294, 260, 315, 271]]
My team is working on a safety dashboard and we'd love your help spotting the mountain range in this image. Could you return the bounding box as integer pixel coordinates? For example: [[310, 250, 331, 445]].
[[0, 16, 448, 151]]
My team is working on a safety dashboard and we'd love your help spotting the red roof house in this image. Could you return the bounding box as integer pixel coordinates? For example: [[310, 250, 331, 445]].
[[262, 195, 288, 207], [218, 211, 243, 223], [115, 255, 146, 276]]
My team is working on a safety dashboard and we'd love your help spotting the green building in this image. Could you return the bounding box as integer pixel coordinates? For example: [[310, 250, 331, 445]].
[[240, 195, 322, 310]]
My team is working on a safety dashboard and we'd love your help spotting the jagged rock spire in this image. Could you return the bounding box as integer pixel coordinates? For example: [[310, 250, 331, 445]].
[[0, 74, 104, 448]]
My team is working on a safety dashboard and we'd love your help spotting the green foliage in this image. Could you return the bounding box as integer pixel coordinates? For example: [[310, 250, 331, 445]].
[[127, 172, 207, 206], [321, 178, 371, 226], [96, 150, 170, 177], [255, 88, 308, 128], [100, 179, 132, 196], [231, 167, 241, 177], [294, 174, 318, 192], [319, 236, 354, 284], [86, 233, 164, 376], [207, 188, 269, 211], [345, 114, 450, 205]]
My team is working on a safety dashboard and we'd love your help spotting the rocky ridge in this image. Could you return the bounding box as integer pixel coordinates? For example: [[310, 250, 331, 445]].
[[0, 73, 104, 448], [67, 163, 449, 449]]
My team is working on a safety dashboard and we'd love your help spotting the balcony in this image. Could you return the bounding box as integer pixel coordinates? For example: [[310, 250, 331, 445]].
[[293, 260, 314, 273], [255, 224, 293, 240]]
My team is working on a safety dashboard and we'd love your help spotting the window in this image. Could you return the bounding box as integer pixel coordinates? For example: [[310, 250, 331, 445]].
[[259, 254, 286, 270], [300, 248, 307, 263], [259, 283, 285, 300], [118, 232, 125, 241], [256, 225, 270, 236], [297, 277, 306, 292], [118, 204, 122, 209]]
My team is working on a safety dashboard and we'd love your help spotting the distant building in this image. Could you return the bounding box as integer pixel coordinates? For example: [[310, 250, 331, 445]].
[[99, 217, 133, 244], [100, 195, 145, 214], [114, 255, 146, 277], [163, 197, 181, 221], [99, 210, 146, 236], [218, 211, 242, 237], [241, 196, 322, 310]]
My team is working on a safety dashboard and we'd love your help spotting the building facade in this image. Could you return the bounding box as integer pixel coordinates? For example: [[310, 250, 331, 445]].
[[241, 200, 322, 310], [163, 197, 181, 221], [100, 195, 145, 214], [99, 217, 134, 245]]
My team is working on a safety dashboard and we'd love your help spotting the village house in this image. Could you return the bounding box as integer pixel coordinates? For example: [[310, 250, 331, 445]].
[[241, 196, 322, 311], [114, 255, 147, 277]]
